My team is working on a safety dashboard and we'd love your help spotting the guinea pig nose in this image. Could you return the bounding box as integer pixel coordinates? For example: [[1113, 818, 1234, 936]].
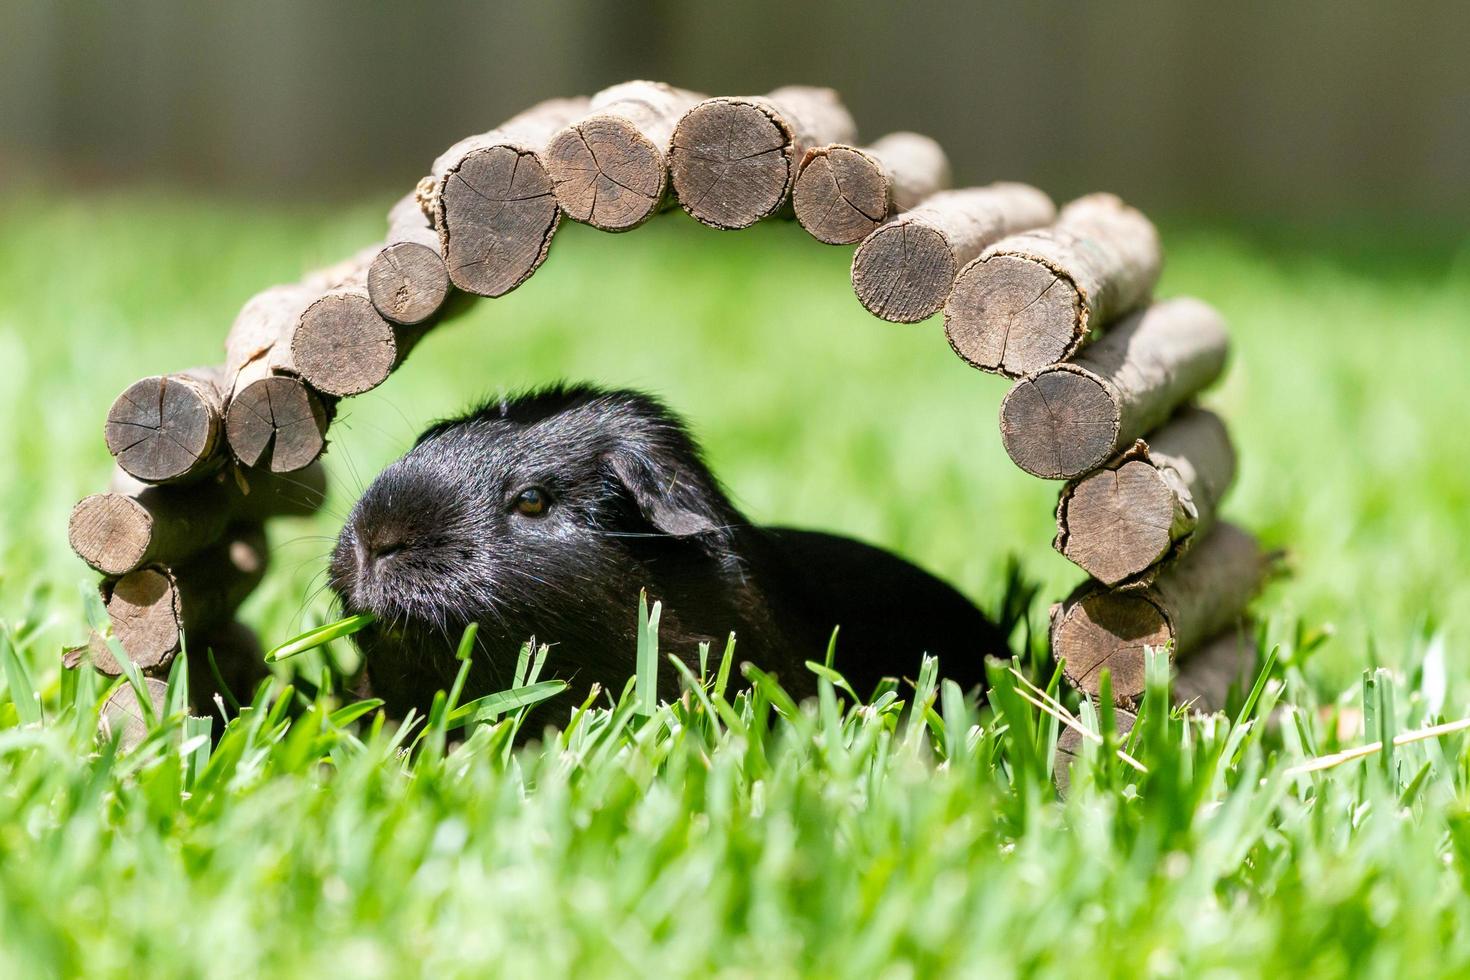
[[360, 531, 407, 571]]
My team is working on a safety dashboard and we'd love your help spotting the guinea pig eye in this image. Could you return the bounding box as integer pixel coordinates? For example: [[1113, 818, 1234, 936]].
[[512, 487, 550, 517]]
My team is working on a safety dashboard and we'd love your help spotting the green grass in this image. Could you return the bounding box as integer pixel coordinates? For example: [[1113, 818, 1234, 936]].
[[1, 189, 1470, 975]]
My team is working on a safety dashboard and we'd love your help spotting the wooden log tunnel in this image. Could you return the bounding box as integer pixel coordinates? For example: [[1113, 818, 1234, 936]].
[[70, 79, 1264, 727]]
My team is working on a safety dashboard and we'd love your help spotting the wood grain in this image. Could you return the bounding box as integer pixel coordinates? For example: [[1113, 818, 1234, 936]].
[[946, 193, 1161, 377], [793, 132, 951, 244], [100, 677, 169, 749], [1050, 523, 1269, 707], [1055, 408, 1236, 586], [92, 523, 269, 674], [670, 86, 857, 230], [104, 367, 227, 484], [546, 81, 704, 231], [367, 192, 450, 325], [850, 183, 1055, 322], [426, 97, 590, 297], [999, 297, 1229, 480]]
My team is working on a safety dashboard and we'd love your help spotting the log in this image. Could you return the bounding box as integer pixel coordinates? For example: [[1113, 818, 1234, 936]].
[[1053, 627, 1257, 793], [367, 193, 451, 325], [999, 297, 1230, 480], [1054, 408, 1236, 586], [545, 81, 705, 232], [669, 86, 858, 230], [1050, 523, 1270, 707], [290, 246, 406, 397], [69, 481, 231, 576], [100, 676, 169, 749], [426, 97, 591, 297], [1054, 707, 1136, 796], [104, 367, 227, 484], [223, 280, 334, 472], [69, 462, 324, 576], [93, 524, 269, 673], [792, 132, 951, 245], [945, 193, 1162, 377], [225, 374, 331, 473], [850, 184, 1056, 323]]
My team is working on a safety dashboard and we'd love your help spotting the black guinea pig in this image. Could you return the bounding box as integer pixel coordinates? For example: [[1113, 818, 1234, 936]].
[[329, 384, 1006, 719]]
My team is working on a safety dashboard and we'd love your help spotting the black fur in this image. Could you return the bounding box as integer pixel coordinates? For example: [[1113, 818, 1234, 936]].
[[330, 384, 1005, 719]]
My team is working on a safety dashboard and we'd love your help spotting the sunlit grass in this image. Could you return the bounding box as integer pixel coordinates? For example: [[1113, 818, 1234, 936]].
[[1, 189, 1469, 974]]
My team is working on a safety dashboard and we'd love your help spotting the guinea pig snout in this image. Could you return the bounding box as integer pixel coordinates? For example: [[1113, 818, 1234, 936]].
[[357, 525, 409, 572]]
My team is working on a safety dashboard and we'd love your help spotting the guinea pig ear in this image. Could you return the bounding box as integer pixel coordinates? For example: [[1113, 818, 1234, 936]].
[[604, 452, 722, 539]]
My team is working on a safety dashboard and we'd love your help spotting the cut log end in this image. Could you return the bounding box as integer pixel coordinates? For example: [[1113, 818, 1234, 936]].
[[440, 145, 559, 297], [225, 376, 328, 474], [792, 147, 888, 244], [851, 222, 957, 322], [1059, 459, 1179, 586], [292, 293, 396, 397], [945, 254, 1083, 377], [100, 677, 169, 749], [670, 100, 792, 230], [104, 569, 183, 671], [1054, 708, 1137, 795], [104, 375, 221, 483], [1054, 592, 1171, 705], [367, 242, 449, 325], [69, 494, 151, 575], [547, 117, 666, 231], [1000, 371, 1120, 479]]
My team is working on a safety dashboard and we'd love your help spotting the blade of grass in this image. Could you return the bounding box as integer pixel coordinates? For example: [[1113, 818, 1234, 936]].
[[264, 613, 377, 663]]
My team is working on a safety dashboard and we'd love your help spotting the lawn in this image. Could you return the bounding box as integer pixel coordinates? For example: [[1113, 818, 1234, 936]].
[[1, 189, 1469, 976]]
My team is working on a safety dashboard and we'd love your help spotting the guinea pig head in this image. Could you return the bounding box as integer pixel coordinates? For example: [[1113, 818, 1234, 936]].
[[329, 385, 753, 705]]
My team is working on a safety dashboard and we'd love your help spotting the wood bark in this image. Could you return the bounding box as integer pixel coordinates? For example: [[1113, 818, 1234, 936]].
[[1050, 523, 1270, 707], [546, 81, 705, 231], [367, 193, 451, 325], [426, 97, 591, 297], [104, 367, 227, 484], [850, 184, 1056, 323], [100, 676, 169, 749], [1054, 408, 1236, 586], [669, 86, 858, 230], [999, 297, 1229, 480], [69, 462, 324, 576], [945, 193, 1162, 377], [793, 132, 952, 244], [92, 524, 268, 674]]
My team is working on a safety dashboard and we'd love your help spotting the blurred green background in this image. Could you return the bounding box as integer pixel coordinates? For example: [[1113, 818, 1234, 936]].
[[0, 1, 1467, 694], [3, 1, 1467, 221]]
